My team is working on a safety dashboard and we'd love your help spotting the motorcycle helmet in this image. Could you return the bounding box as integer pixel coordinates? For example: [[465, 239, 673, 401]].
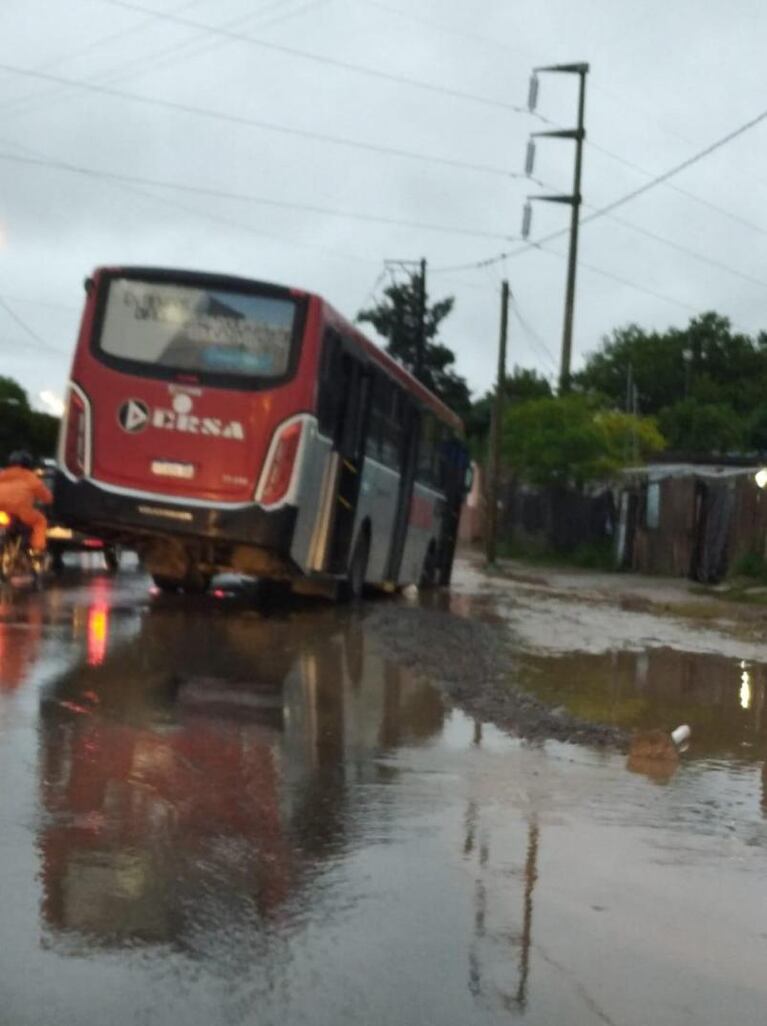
[[7, 450, 34, 469]]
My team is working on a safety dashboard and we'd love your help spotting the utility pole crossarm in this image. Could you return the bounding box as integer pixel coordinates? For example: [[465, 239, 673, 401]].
[[531, 128, 584, 141], [531, 193, 578, 205]]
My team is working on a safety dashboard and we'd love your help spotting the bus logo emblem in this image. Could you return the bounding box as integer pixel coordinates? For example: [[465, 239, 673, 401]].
[[118, 399, 149, 434]]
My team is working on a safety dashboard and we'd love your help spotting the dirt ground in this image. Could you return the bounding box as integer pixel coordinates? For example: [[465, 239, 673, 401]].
[[372, 551, 767, 753]]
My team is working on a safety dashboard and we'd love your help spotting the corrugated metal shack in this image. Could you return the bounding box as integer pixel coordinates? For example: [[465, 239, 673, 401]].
[[617, 462, 767, 582]]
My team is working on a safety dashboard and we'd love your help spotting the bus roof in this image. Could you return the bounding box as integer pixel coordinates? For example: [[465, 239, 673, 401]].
[[94, 266, 465, 435]]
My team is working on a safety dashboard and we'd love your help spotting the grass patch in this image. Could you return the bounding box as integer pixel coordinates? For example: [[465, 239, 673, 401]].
[[731, 551, 767, 584], [496, 538, 616, 572]]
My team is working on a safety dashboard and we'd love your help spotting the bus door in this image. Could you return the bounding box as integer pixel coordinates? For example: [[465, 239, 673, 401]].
[[436, 437, 470, 586], [385, 402, 420, 584], [325, 353, 371, 574]]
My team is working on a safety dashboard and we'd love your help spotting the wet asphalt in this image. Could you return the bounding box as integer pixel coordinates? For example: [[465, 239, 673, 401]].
[[1, 556, 767, 1025]]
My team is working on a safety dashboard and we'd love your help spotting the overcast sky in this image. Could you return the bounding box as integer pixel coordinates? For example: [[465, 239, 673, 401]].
[[1, 0, 766, 410]]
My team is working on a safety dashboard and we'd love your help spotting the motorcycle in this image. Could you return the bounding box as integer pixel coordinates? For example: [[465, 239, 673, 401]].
[[0, 510, 45, 588]]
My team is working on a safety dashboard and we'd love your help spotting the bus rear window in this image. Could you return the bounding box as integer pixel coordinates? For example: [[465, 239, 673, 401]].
[[98, 278, 297, 381]]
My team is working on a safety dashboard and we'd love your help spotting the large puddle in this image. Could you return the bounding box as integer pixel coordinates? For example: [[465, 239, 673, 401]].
[[2, 566, 767, 1024], [512, 647, 766, 762]]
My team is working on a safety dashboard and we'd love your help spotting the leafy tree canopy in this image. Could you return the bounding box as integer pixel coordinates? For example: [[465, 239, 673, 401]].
[[658, 399, 744, 454], [0, 375, 30, 410], [357, 272, 471, 419], [503, 395, 666, 488], [574, 312, 767, 420], [0, 376, 58, 463], [466, 366, 553, 443]]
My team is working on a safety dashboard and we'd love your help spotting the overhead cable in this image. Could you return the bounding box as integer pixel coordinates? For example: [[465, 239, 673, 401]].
[[434, 104, 767, 273], [98, 0, 529, 113], [0, 60, 522, 180], [0, 149, 519, 241]]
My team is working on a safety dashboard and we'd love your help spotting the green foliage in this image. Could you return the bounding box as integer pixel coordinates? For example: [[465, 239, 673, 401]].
[[0, 375, 30, 410], [574, 312, 765, 418], [658, 399, 744, 453], [502, 395, 666, 487], [498, 536, 616, 570], [0, 378, 59, 463], [731, 551, 767, 583], [356, 272, 471, 418], [465, 366, 553, 446], [746, 403, 767, 451]]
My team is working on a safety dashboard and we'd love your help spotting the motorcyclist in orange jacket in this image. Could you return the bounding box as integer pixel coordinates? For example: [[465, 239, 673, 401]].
[[0, 451, 52, 553]]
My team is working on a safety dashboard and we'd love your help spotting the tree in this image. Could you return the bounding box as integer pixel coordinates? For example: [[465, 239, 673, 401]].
[[356, 271, 471, 418], [0, 375, 30, 410], [574, 312, 766, 419], [658, 399, 744, 454], [465, 366, 552, 443], [0, 377, 59, 463], [503, 395, 665, 488]]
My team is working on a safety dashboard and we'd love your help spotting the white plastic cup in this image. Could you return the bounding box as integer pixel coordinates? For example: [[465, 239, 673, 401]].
[[671, 724, 691, 746]]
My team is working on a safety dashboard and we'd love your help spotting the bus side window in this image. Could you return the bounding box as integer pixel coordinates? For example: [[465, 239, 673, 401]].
[[317, 330, 343, 437], [416, 413, 437, 486], [365, 374, 385, 463], [381, 386, 403, 468]]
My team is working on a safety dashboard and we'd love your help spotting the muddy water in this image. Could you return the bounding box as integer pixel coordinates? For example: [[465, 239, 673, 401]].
[[1, 565, 767, 1024], [514, 647, 767, 761]]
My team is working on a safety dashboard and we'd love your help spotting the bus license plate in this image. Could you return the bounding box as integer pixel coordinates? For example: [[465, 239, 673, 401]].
[[151, 460, 195, 480]]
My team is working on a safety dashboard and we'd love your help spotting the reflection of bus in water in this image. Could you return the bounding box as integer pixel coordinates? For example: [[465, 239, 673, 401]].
[[38, 608, 444, 946], [54, 267, 469, 595]]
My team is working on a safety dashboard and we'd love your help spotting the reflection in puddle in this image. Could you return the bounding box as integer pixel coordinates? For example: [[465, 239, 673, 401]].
[[511, 647, 767, 760], [38, 607, 446, 951]]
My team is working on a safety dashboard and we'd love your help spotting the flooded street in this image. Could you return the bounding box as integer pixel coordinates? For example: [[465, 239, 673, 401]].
[[1, 557, 767, 1024]]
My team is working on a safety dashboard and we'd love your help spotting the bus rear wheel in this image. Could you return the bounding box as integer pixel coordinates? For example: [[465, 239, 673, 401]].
[[152, 574, 181, 593], [151, 570, 210, 594], [104, 545, 121, 573], [346, 529, 370, 601], [420, 542, 438, 590]]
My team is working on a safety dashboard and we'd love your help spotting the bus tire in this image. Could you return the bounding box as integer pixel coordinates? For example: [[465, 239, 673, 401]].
[[104, 545, 121, 574], [420, 541, 438, 589], [346, 528, 370, 601], [181, 570, 211, 595], [152, 574, 181, 593]]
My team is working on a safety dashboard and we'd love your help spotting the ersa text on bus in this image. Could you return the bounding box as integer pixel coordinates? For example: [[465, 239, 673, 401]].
[[117, 395, 245, 441]]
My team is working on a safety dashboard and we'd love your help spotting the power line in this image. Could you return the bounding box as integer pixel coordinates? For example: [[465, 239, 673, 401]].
[[536, 241, 699, 315], [0, 132, 380, 266], [599, 210, 767, 291], [434, 104, 767, 273], [582, 106, 767, 224], [510, 300, 558, 372], [0, 149, 518, 241], [0, 294, 64, 355], [0, 0, 206, 122], [0, 0, 334, 155], [98, 0, 530, 114], [587, 139, 767, 239], [0, 59, 522, 180]]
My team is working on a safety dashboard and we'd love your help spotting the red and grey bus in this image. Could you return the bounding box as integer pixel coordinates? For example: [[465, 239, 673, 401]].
[[54, 266, 469, 596]]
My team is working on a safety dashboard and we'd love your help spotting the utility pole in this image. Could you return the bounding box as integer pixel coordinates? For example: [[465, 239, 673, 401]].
[[415, 257, 427, 382], [384, 257, 427, 383], [524, 62, 589, 393], [486, 280, 510, 566]]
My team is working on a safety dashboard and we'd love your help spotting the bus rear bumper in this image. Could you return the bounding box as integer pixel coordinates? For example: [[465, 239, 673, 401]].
[[53, 473, 297, 556]]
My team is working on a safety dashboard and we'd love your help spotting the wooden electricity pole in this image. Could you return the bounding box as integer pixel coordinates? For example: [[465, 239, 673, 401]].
[[486, 280, 510, 566]]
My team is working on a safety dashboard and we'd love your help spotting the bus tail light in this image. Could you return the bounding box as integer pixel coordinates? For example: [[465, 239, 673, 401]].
[[0, 511, 9, 527], [257, 419, 303, 507], [62, 385, 91, 479]]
